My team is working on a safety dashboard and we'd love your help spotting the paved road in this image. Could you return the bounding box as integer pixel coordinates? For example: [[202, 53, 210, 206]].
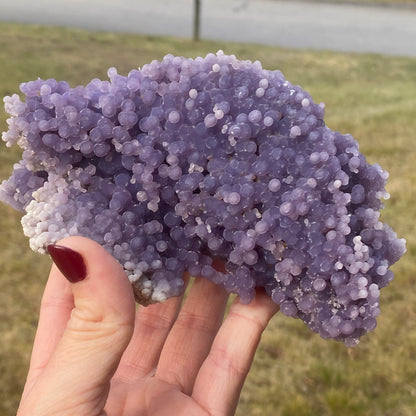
[[1, 0, 416, 57]]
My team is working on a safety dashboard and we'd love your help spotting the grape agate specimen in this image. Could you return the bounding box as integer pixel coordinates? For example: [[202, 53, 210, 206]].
[[0, 51, 405, 346]]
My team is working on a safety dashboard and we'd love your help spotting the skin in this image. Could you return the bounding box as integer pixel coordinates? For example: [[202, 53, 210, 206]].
[[17, 236, 279, 416]]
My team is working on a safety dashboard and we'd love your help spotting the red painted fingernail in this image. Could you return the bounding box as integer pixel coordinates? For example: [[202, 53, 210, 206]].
[[47, 244, 87, 283]]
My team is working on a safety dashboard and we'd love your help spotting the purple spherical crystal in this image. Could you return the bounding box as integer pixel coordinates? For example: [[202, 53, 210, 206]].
[[0, 51, 406, 345]]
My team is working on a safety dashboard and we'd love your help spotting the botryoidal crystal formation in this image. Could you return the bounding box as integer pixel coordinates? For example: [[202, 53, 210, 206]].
[[0, 52, 406, 346]]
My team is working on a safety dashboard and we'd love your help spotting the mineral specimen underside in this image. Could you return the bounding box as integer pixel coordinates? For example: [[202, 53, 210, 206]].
[[0, 51, 406, 346]]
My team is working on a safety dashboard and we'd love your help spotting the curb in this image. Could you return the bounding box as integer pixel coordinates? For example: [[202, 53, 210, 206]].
[[263, 0, 416, 11]]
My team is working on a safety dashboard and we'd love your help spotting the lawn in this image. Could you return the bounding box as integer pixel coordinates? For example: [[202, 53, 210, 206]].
[[0, 22, 415, 416]]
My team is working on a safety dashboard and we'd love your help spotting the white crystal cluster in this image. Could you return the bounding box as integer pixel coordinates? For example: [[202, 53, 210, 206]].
[[0, 51, 406, 345]]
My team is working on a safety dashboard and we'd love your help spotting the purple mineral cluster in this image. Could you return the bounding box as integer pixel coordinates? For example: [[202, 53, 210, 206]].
[[0, 51, 405, 346]]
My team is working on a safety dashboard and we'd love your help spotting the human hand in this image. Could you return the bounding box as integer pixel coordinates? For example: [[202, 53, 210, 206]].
[[17, 236, 279, 416]]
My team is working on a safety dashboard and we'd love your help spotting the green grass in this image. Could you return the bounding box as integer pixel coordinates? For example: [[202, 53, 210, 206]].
[[1, 22, 416, 416]]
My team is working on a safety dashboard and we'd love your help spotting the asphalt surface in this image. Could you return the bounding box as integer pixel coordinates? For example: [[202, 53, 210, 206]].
[[1, 0, 416, 57]]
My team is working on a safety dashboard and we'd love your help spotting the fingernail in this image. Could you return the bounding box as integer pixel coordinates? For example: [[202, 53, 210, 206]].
[[47, 244, 87, 283]]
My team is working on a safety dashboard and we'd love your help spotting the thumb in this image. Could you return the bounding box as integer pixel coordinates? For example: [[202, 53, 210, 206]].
[[25, 236, 135, 416]]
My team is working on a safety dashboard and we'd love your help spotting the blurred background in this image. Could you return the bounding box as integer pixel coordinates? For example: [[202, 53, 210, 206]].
[[1, 0, 416, 415]]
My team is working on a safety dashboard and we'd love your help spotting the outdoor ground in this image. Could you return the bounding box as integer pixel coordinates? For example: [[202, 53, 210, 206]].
[[307, 0, 416, 4], [0, 22, 415, 416]]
